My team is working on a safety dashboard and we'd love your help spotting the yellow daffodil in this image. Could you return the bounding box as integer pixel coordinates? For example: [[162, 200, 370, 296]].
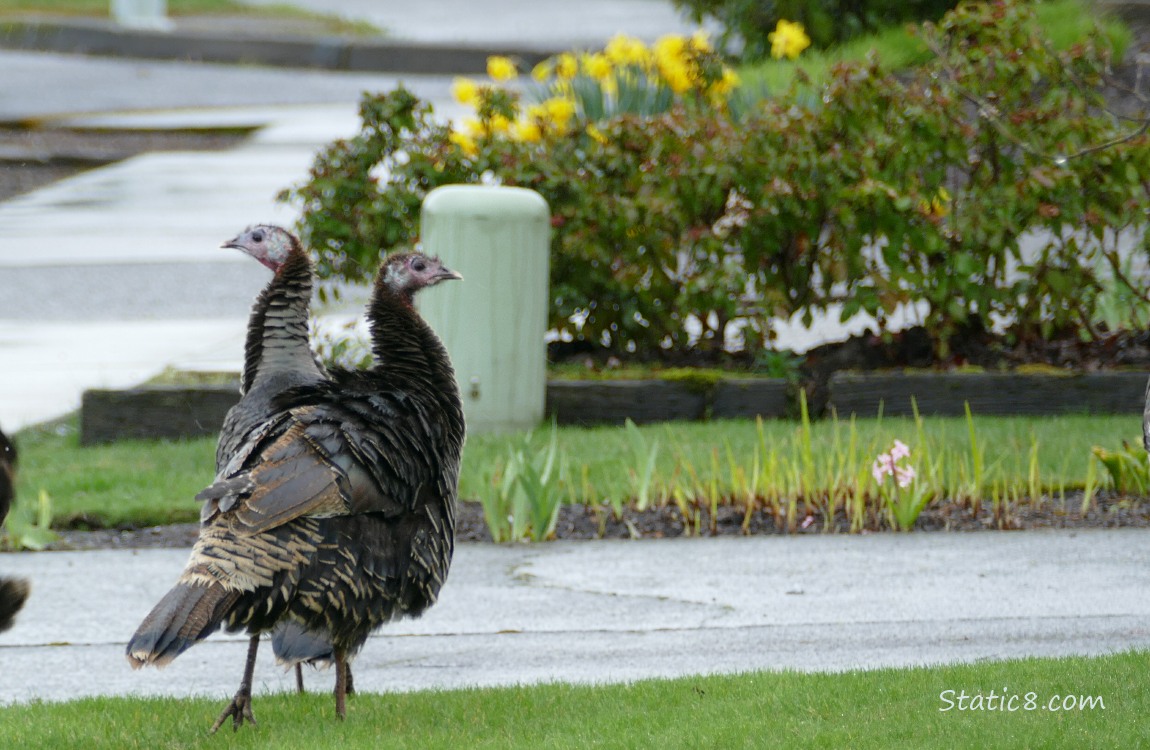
[[449, 130, 478, 157], [487, 114, 512, 134], [690, 30, 712, 53], [583, 52, 613, 82], [513, 119, 543, 143], [543, 97, 576, 122], [451, 77, 480, 106], [659, 58, 693, 94], [653, 34, 695, 93], [531, 60, 553, 82], [555, 52, 578, 80], [653, 34, 687, 65], [542, 96, 577, 133], [604, 34, 649, 67], [769, 19, 811, 60], [710, 67, 740, 96], [525, 103, 547, 122], [486, 55, 518, 81]]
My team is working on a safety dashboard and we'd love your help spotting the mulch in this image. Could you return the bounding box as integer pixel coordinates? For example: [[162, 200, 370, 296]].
[[42, 491, 1150, 550]]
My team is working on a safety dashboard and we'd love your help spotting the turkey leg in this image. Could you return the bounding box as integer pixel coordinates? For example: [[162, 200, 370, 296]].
[[334, 648, 350, 719], [293, 662, 353, 695], [211, 635, 260, 733]]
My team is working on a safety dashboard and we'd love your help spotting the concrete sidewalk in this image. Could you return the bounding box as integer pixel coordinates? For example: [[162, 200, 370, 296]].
[[3, 529, 1149, 705]]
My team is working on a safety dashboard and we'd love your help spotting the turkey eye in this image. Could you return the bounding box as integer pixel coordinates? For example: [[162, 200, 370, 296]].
[[252, 232, 264, 243], [412, 259, 426, 272]]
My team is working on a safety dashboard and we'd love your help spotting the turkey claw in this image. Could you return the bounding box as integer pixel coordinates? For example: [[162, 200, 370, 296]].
[[210, 692, 256, 733]]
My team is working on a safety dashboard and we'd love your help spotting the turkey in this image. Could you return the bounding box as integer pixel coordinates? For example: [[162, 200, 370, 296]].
[[215, 224, 331, 693], [1144, 377, 1150, 454], [0, 427, 31, 633], [126, 251, 465, 732]]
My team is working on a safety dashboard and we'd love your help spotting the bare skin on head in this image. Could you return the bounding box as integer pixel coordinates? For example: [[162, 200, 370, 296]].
[[222, 225, 298, 272], [380, 252, 463, 303]]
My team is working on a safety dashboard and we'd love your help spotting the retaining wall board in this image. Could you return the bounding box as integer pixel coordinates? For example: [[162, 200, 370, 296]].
[[828, 372, 1150, 417], [711, 379, 789, 420], [80, 384, 239, 445], [545, 380, 706, 425], [78, 372, 1150, 444]]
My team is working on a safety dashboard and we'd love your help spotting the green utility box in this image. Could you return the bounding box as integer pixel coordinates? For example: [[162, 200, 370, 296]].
[[419, 185, 551, 433]]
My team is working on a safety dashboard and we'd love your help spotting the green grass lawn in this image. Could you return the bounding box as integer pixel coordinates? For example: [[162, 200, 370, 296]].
[[2, 651, 1141, 749], [10, 412, 1141, 530], [0, 0, 319, 15], [739, 0, 1132, 95], [0, 0, 381, 35]]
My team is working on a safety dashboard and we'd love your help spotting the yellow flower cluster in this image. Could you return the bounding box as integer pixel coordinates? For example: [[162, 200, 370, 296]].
[[768, 19, 811, 60], [652, 33, 702, 94], [486, 55, 518, 82], [538, 33, 740, 108], [447, 34, 742, 155]]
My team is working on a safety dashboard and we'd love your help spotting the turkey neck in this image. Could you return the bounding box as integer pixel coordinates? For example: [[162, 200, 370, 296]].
[[241, 248, 321, 395], [366, 282, 458, 397]]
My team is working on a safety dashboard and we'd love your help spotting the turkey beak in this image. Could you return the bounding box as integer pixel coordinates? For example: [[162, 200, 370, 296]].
[[437, 265, 463, 282], [221, 236, 243, 250]]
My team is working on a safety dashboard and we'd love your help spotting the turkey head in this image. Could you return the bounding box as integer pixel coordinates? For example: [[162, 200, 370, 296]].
[[223, 225, 299, 272]]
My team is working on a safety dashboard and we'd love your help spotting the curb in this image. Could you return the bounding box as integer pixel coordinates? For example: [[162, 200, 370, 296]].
[[0, 18, 557, 75]]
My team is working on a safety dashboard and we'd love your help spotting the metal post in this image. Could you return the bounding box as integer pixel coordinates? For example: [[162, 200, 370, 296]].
[[419, 185, 551, 433]]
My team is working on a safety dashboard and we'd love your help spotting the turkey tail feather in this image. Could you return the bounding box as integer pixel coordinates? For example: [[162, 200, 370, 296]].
[[126, 583, 239, 668], [272, 620, 336, 669]]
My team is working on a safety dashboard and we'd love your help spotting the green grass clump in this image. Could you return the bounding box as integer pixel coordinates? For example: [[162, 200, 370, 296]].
[[460, 413, 1138, 506], [13, 419, 214, 528], [12, 412, 1141, 532], [2, 651, 1142, 749]]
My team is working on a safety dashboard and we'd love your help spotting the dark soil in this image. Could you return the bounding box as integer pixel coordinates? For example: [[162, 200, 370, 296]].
[[42, 491, 1150, 550]]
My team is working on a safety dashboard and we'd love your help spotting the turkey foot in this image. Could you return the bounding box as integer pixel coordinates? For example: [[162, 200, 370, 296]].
[[210, 689, 256, 734], [210, 635, 260, 733]]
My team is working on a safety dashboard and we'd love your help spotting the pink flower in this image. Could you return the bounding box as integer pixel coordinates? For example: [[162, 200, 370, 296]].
[[873, 440, 916, 488], [871, 454, 894, 483], [894, 464, 916, 488]]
